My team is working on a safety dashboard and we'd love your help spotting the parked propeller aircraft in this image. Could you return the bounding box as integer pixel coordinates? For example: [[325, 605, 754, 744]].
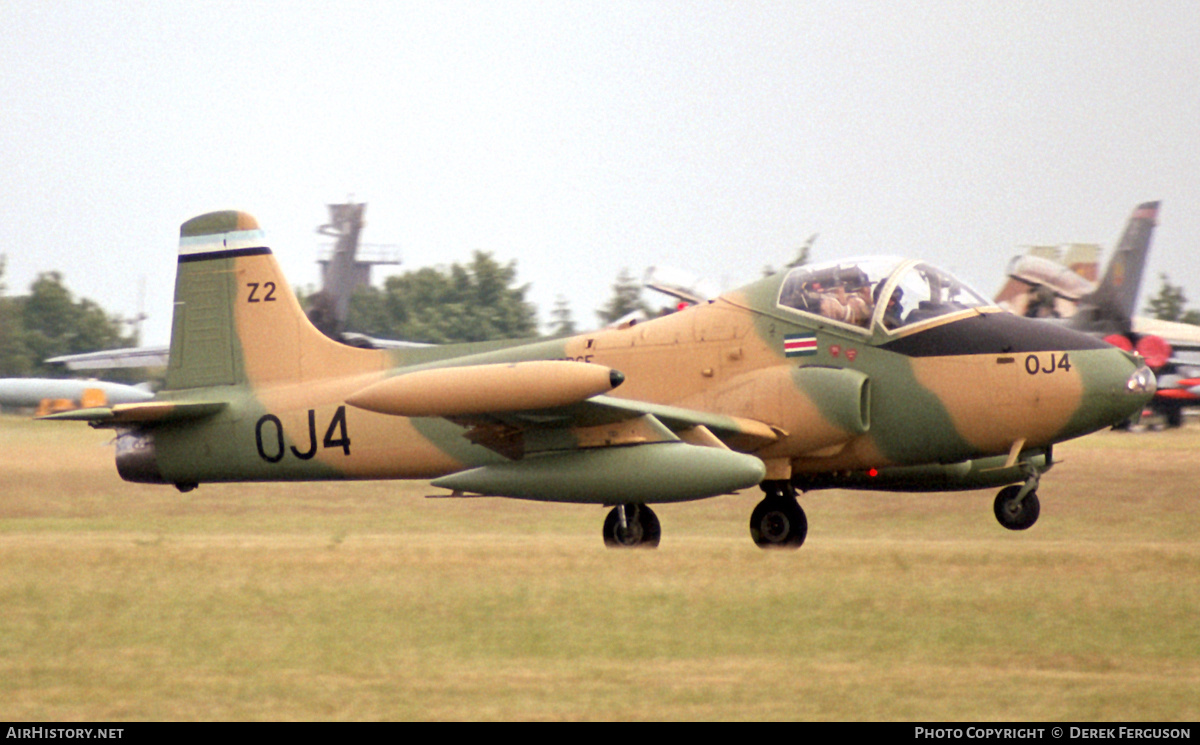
[[41, 211, 1155, 548], [997, 201, 1200, 426]]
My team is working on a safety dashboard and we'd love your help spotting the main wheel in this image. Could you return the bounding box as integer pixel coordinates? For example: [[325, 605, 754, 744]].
[[993, 485, 1040, 530], [749, 497, 807, 549], [603, 504, 661, 548]]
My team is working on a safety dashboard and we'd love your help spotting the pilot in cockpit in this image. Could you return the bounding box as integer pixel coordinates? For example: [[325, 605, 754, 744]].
[[819, 271, 873, 327], [779, 258, 989, 333], [780, 267, 874, 328], [875, 282, 904, 329]]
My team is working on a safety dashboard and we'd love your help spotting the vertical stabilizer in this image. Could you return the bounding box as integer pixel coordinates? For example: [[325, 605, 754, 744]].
[[164, 212, 261, 389], [1070, 201, 1160, 336], [163, 211, 384, 392]]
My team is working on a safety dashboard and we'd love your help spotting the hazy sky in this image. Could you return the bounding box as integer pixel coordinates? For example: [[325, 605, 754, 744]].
[[3, 1, 1198, 346]]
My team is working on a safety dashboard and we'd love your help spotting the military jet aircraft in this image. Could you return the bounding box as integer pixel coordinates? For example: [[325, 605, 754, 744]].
[[997, 201, 1200, 426], [42, 211, 1155, 549]]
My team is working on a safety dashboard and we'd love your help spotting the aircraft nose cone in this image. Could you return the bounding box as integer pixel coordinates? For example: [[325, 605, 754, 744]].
[[1126, 364, 1156, 397], [1080, 350, 1157, 433]]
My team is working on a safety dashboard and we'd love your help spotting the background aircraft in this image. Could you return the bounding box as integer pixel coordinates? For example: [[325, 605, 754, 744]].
[[43, 211, 1153, 549], [0, 377, 153, 415], [996, 201, 1200, 426]]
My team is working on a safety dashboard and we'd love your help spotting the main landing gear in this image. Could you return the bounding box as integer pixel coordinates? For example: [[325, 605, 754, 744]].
[[749, 481, 808, 549], [603, 503, 661, 548], [993, 468, 1041, 531], [601, 487, 809, 550]]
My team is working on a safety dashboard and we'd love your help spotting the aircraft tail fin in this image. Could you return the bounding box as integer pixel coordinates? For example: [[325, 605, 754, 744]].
[[1070, 201, 1160, 335], [163, 211, 383, 392]]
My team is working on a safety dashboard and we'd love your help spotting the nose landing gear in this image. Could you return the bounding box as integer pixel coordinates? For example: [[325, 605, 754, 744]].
[[993, 467, 1041, 531]]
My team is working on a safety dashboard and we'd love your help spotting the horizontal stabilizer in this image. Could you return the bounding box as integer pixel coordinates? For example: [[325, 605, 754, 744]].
[[432, 441, 766, 503], [346, 361, 625, 417], [38, 400, 227, 424]]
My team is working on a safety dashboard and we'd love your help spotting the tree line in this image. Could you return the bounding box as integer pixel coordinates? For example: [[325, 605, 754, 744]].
[[10, 243, 1193, 378], [1143, 274, 1200, 325], [0, 251, 665, 377], [343, 252, 666, 343], [0, 258, 137, 379]]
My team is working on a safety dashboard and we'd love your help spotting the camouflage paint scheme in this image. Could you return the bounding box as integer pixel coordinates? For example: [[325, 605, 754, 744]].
[[45, 211, 1155, 549]]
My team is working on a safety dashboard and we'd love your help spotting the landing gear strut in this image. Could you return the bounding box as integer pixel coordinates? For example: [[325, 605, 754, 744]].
[[993, 468, 1041, 531], [749, 481, 807, 549], [603, 503, 661, 548]]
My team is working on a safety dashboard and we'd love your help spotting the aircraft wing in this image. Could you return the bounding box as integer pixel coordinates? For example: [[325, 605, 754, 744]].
[[338, 333, 435, 350], [643, 265, 719, 306], [345, 360, 778, 451], [345, 360, 769, 502], [46, 346, 170, 371], [524, 395, 781, 448], [1131, 317, 1200, 350]]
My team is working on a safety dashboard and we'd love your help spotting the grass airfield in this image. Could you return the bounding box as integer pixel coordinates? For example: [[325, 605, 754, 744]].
[[0, 414, 1196, 721]]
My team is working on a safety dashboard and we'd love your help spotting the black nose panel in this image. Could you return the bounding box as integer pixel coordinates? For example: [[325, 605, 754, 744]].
[[879, 313, 1112, 357]]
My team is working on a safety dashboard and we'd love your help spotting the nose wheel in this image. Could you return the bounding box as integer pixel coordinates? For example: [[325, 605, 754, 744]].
[[603, 503, 661, 548], [750, 482, 808, 549], [994, 485, 1040, 530], [993, 458, 1043, 534]]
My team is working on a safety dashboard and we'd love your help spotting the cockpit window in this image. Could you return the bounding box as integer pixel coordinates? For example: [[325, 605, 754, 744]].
[[778, 257, 904, 330], [778, 258, 990, 332], [884, 262, 989, 329]]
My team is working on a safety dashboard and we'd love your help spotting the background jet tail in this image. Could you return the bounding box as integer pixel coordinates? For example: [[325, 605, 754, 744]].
[[163, 211, 383, 391], [1069, 201, 1160, 336]]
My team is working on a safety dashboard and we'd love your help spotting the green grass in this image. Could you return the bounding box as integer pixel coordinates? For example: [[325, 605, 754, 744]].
[[0, 415, 1196, 720]]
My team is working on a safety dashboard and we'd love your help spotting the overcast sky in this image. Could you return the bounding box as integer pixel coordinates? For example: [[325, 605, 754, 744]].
[[3, 0, 1198, 346]]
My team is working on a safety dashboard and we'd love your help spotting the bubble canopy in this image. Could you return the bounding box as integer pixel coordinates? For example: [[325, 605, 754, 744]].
[[776, 257, 992, 333]]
